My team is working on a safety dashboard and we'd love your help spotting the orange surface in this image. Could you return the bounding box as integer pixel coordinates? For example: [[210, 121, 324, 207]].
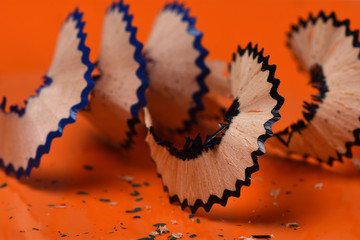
[[1, 0, 360, 239]]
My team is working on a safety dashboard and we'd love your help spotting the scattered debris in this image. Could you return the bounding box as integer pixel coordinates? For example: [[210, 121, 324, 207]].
[[99, 198, 110, 202], [126, 207, 142, 213], [77, 191, 88, 195], [272, 202, 279, 207], [314, 183, 323, 190], [133, 215, 141, 219], [270, 188, 280, 199], [0, 183, 7, 188], [171, 220, 177, 225], [282, 222, 300, 230], [132, 183, 141, 188], [109, 202, 118, 206], [135, 197, 143, 201], [48, 204, 66, 208], [83, 165, 93, 171], [143, 182, 150, 186], [32, 228, 40, 231], [130, 190, 139, 196], [252, 234, 274, 239], [189, 234, 197, 238], [146, 205, 152, 210], [54, 205, 67, 208], [189, 214, 194, 219], [239, 237, 255, 240], [153, 223, 166, 227], [147, 223, 171, 239], [119, 223, 127, 230], [196, 218, 200, 223]]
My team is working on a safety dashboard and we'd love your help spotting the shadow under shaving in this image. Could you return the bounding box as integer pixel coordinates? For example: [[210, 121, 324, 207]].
[[16, 132, 153, 192], [266, 149, 360, 178]]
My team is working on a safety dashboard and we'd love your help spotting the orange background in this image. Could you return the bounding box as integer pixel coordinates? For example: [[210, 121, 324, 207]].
[[1, 0, 360, 239]]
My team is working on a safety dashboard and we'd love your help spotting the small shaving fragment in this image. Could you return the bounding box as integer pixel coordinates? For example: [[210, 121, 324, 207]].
[[270, 188, 280, 199], [272, 202, 279, 207], [159, 225, 169, 234], [189, 234, 197, 238], [352, 158, 360, 171], [171, 220, 177, 224], [239, 237, 255, 240], [48, 204, 66, 209], [0, 183, 7, 188], [314, 183, 323, 190], [149, 231, 159, 237], [109, 202, 118, 206], [172, 232, 183, 238], [118, 175, 133, 182]]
